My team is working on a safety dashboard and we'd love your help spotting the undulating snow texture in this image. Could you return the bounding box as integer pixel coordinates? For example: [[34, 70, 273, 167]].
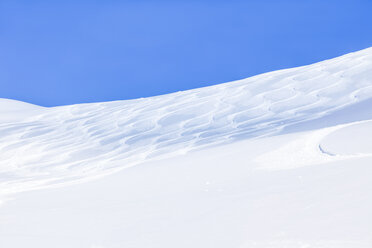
[[2, 47, 372, 248], [1, 47, 372, 195]]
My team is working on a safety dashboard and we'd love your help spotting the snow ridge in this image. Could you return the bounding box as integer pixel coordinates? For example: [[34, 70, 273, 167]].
[[1, 47, 372, 194]]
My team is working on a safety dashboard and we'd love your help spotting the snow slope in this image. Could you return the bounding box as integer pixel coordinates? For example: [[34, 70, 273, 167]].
[[1, 47, 372, 247]]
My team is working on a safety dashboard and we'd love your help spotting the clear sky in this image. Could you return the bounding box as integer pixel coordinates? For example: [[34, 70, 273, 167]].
[[1, 0, 372, 107]]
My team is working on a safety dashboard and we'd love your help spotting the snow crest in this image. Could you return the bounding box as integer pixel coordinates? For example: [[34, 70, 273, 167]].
[[1, 47, 372, 194]]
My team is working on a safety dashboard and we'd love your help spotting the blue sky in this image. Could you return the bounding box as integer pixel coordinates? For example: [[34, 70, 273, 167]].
[[1, 0, 372, 107]]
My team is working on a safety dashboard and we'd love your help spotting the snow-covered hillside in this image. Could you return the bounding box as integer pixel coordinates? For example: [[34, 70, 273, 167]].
[[1, 47, 372, 247]]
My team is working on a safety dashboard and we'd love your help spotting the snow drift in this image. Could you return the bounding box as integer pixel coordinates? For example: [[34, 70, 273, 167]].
[[1, 47, 372, 248]]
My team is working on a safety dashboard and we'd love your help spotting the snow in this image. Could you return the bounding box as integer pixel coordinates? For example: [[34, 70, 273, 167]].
[[1, 47, 372, 247], [0, 98, 45, 123], [320, 120, 372, 156]]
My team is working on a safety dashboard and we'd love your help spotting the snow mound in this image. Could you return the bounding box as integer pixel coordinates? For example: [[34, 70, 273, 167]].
[[0, 98, 45, 123], [1, 47, 372, 194], [320, 120, 372, 156], [1, 48, 372, 248]]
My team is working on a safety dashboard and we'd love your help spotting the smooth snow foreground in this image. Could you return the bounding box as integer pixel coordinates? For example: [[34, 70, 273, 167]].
[[1, 48, 372, 248]]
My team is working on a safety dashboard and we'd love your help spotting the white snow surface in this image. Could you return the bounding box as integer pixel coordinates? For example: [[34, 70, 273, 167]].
[[1, 47, 372, 247]]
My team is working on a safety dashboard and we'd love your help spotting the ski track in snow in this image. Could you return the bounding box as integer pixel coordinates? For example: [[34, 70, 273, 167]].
[[256, 119, 372, 170], [1, 47, 372, 194]]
